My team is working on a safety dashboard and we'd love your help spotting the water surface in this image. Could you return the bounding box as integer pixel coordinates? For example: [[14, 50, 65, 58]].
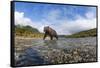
[[15, 37, 97, 66]]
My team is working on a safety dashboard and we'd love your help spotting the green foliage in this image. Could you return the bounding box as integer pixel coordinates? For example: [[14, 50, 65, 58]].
[[15, 25, 44, 38], [66, 28, 97, 38]]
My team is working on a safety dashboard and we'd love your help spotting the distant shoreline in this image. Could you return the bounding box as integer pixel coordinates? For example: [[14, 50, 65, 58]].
[[15, 36, 53, 40], [15, 36, 96, 40], [15, 36, 42, 40]]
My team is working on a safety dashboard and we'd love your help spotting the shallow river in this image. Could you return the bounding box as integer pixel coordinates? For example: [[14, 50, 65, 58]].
[[15, 37, 97, 66]]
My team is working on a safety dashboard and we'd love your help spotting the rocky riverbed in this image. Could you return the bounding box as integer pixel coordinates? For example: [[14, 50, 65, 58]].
[[14, 37, 97, 66]]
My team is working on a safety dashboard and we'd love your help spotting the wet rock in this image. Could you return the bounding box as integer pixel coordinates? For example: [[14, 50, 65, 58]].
[[15, 37, 97, 66]]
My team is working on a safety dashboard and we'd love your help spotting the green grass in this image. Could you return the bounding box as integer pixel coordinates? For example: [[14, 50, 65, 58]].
[[15, 25, 44, 38], [66, 28, 97, 38]]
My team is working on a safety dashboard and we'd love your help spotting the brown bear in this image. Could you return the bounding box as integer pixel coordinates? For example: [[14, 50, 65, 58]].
[[43, 26, 58, 40]]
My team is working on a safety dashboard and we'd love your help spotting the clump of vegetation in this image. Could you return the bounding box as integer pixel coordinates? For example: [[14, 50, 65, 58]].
[[15, 25, 44, 38], [66, 28, 97, 38]]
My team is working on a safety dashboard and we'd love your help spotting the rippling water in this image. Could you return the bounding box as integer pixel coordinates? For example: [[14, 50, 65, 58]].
[[15, 37, 97, 66]]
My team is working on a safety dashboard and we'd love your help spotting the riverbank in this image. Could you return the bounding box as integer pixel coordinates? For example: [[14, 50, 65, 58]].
[[15, 36, 42, 40]]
